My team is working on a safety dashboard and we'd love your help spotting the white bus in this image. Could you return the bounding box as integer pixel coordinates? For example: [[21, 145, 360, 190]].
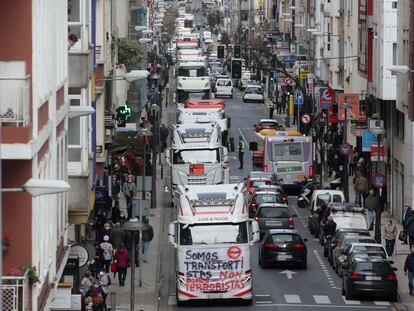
[[168, 184, 260, 305]]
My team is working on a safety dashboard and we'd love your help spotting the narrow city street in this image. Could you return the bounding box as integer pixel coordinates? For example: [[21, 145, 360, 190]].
[[165, 89, 394, 310]]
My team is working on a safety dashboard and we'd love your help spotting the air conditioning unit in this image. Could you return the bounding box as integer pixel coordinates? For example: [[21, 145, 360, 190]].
[[320, 3, 324, 12]]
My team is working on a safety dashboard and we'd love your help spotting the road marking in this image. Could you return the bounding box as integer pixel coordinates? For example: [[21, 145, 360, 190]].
[[168, 295, 177, 305], [374, 301, 390, 306], [255, 301, 273, 304], [252, 303, 389, 309], [255, 294, 271, 297], [313, 295, 331, 304], [280, 270, 297, 279], [284, 295, 301, 304], [341, 296, 361, 305]]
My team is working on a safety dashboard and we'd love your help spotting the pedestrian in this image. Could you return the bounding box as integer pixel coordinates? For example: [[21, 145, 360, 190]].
[[84, 296, 93, 311], [322, 216, 337, 256], [348, 149, 357, 177], [268, 98, 275, 119], [160, 124, 169, 153], [111, 175, 121, 202], [86, 280, 105, 311], [80, 271, 94, 297], [98, 270, 110, 309], [99, 235, 113, 273], [384, 219, 398, 256], [114, 243, 130, 286], [403, 205, 412, 245], [404, 246, 414, 295], [89, 244, 104, 278], [102, 223, 112, 239], [111, 201, 121, 224], [365, 189, 378, 231], [405, 212, 414, 247], [110, 222, 125, 251], [93, 209, 107, 242], [237, 136, 245, 169], [122, 174, 137, 219], [354, 171, 369, 206], [142, 218, 154, 263]]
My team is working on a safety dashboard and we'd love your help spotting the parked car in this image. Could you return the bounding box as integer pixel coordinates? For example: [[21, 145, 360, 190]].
[[329, 228, 371, 265], [248, 190, 286, 217], [254, 203, 296, 236], [342, 258, 398, 301], [331, 233, 376, 273], [259, 229, 307, 269], [308, 190, 345, 236], [243, 85, 265, 103]]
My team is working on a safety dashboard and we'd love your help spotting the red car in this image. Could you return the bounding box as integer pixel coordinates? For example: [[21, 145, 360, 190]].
[[254, 119, 284, 132], [245, 177, 273, 195], [247, 191, 286, 217]]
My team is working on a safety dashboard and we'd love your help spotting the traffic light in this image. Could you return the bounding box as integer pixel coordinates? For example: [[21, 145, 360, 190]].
[[234, 45, 241, 59], [217, 45, 225, 59], [116, 104, 131, 127], [231, 59, 242, 79]]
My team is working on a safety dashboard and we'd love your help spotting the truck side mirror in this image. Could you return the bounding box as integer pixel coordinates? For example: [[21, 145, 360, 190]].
[[229, 137, 235, 152], [165, 148, 171, 165], [249, 142, 258, 151], [227, 117, 231, 128], [251, 220, 260, 244], [168, 222, 177, 248]]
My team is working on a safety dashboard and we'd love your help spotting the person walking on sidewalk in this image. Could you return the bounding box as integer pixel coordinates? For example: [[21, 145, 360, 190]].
[[365, 190, 378, 231], [405, 212, 414, 247], [354, 171, 369, 206], [268, 98, 275, 119], [238, 136, 245, 169], [160, 124, 169, 153], [99, 236, 113, 273], [114, 243, 130, 286], [404, 247, 414, 295], [384, 219, 397, 256], [98, 270, 111, 310], [110, 222, 125, 251], [122, 174, 137, 219], [142, 218, 154, 263], [402, 205, 412, 245]]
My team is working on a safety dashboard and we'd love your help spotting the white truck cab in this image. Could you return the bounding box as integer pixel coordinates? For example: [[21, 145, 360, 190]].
[[177, 107, 230, 136], [166, 122, 230, 187], [168, 184, 260, 305]]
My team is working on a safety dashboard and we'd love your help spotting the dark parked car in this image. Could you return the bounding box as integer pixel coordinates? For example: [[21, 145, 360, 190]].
[[248, 191, 286, 217], [342, 258, 398, 301], [328, 229, 371, 265], [254, 204, 296, 236], [259, 229, 307, 269], [331, 234, 376, 273]]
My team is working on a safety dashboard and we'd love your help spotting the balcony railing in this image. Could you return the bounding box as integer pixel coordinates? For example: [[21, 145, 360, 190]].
[[0, 75, 30, 127], [2, 271, 29, 311]]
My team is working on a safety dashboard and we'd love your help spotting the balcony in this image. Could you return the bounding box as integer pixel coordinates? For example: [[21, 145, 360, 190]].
[[0, 76, 30, 127], [2, 271, 29, 311], [68, 49, 93, 88]]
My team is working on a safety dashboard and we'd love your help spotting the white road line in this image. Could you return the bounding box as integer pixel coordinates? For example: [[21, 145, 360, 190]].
[[255, 301, 273, 304], [255, 294, 271, 297], [168, 295, 177, 305], [374, 301, 390, 306], [342, 296, 361, 305], [253, 303, 388, 309], [313, 295, 331, 304], [284, 295, 301, 304], [237, 128, 248, 145]]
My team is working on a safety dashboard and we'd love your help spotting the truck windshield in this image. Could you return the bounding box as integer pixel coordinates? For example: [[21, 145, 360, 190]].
[[178, 66, 207, 77], [180, 223, 248, 245], [173, 149, 220, 164], [271, 142, 304, 162]]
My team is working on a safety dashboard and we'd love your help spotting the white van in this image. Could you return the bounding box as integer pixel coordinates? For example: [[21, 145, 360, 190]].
[[215, 78, 233, 98]]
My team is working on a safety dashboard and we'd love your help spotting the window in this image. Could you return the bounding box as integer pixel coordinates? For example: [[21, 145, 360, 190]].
[[172, 149, 220, 164], [271, 142, 304, 162], [392, 43, 397, 66], [241, 10, 249, 21], [179, 223, 248, 245], [257, 207, 290, 218], [392, 1, 397, 9]]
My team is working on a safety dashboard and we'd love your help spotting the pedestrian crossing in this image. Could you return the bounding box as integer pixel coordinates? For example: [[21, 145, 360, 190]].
[[254, 294, 391, 307]]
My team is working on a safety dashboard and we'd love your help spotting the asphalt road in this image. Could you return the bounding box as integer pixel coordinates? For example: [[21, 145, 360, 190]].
[[165, 89, 394, 311]]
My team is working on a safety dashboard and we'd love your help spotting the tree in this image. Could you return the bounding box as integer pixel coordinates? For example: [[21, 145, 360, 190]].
[[163, 7, 178, 38], [117, 38, 145, 70], [220, 31, 231, 45]]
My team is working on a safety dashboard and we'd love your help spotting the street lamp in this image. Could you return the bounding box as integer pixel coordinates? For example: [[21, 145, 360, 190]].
[[68, 106, 96, 119], [306, 28, 318, 33], [122, 217, 150, 311], [101, 70, 150, 82], [138, 38, 152, 45], [312, 32, 340, 37], [387, 65, 414, 74], [134, 26, 147, 32], [341, 102, 352, 202]]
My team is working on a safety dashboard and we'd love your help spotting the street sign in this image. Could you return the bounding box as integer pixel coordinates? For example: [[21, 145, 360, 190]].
[[299, 70, 309, 79], [294, 90, 304, 105], [258, 10, 263, 15], [301, 113, 311, 124], [372, 173, 386, 189], [370, 143, 387, 161], [339, 143, 352, 156], [282, 55, 297, 62], [319, 87, 334, 109]]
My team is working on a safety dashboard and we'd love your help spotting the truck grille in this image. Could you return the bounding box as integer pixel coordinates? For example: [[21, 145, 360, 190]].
[[188, 175, 207, 185]]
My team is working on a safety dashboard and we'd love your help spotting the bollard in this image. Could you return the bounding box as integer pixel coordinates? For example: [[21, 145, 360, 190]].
[[109, 292, 116, 311], [161, 164, 164, 179]]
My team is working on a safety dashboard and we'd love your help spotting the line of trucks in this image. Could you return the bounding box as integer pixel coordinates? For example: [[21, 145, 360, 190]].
[[165, 15, 260, 305]]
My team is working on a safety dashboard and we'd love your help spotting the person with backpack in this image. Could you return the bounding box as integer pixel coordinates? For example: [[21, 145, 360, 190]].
[[99, 235, 113, 273], [142, 218, 154, 263]]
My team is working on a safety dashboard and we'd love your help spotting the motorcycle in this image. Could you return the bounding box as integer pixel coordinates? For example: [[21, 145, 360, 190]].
[[297, 181, 320, 208]]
